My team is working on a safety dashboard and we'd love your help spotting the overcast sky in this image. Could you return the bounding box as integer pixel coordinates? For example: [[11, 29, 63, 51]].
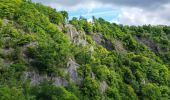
[[32, 0, 170, 25]]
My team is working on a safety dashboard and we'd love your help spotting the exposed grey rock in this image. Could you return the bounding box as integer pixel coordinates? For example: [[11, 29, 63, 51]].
[[23, 58, 81, 86], [88, 46, 94, 53], [77, 31, 87, 46], [1, 48, 14, 55], [3, 19, 9, 26], [24, 42, 38, 47], [24, 70, 48, 86], [65, 24, 78, 41], [65, 24, 87, 46], [66, 58, 80, 83], [99, 81, 108, 94], [91, 72, 95, 79], [53, 77, 68, 86], [24, 70, 69, 86], [141, 79, 146, 84], [114, 40, 126, 54], [92, 32, 103, 45], [92, 32, 114, 50], [136, 37, 161, 52]]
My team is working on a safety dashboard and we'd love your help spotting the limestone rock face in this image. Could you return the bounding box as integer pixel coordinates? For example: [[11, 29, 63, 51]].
[[92, 32, 103, 45], [114, 40, 126, 54], [24, 70, 47, 86], [88, 46, 94, 53], [23, 58, 81, 86], [136, 37, 162, 53], [3, 19, 9, 26], [52, 77, 68, 86], [24, 70, 68, 86], [66, 58, 80, 83], [99, 81, 108, 94], [65, 24, 87, 46]]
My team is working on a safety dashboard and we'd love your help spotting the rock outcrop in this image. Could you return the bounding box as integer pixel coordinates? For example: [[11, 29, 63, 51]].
[[66, 58, 80, 83], [24, 58, 80, 86], [65, 24, 87, 46], [24, 70, 68, 86], [99, 81, 108, 94], [92, 32, 103, 45]]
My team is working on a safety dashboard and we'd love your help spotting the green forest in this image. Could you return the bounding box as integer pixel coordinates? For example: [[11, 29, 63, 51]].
[[0, 0, 170, 100]]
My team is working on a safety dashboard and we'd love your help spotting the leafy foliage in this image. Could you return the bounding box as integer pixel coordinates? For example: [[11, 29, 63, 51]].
[[0, 0, 170, 100]]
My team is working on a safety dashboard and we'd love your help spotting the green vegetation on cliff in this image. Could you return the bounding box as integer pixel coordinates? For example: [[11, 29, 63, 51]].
[[0, 0, 170, 100]]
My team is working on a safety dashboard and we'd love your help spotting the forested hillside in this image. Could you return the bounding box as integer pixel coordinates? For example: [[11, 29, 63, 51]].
[[0, 0, 170, 100]]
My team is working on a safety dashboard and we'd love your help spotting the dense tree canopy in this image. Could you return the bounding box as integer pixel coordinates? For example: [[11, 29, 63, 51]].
[[0, 0, 170, 100]]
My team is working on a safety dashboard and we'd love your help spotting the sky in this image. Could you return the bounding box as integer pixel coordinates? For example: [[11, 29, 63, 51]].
[[32, 0, 170, 25]]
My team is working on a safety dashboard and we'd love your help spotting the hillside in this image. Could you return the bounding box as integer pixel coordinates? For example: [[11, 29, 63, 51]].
[[0, 0, 170, 100]]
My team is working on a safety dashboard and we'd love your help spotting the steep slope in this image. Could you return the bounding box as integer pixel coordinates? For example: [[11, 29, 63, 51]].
[[0, 0, 170, 100]]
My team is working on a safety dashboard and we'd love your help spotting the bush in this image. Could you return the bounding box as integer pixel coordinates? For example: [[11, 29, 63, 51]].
[[15, 2, 50, 33], [141, 83, 161, 100], [93, 65, 110, 81], [31, 81, 78, 100], [81, 77, 100, 100], [74, 47, 92, 65], [105, 87, 121, 100], [27, 38, 70, 74], [0, 85, 25, 100], [35, 3, 65, 24], [0, 0, 22, 19]]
